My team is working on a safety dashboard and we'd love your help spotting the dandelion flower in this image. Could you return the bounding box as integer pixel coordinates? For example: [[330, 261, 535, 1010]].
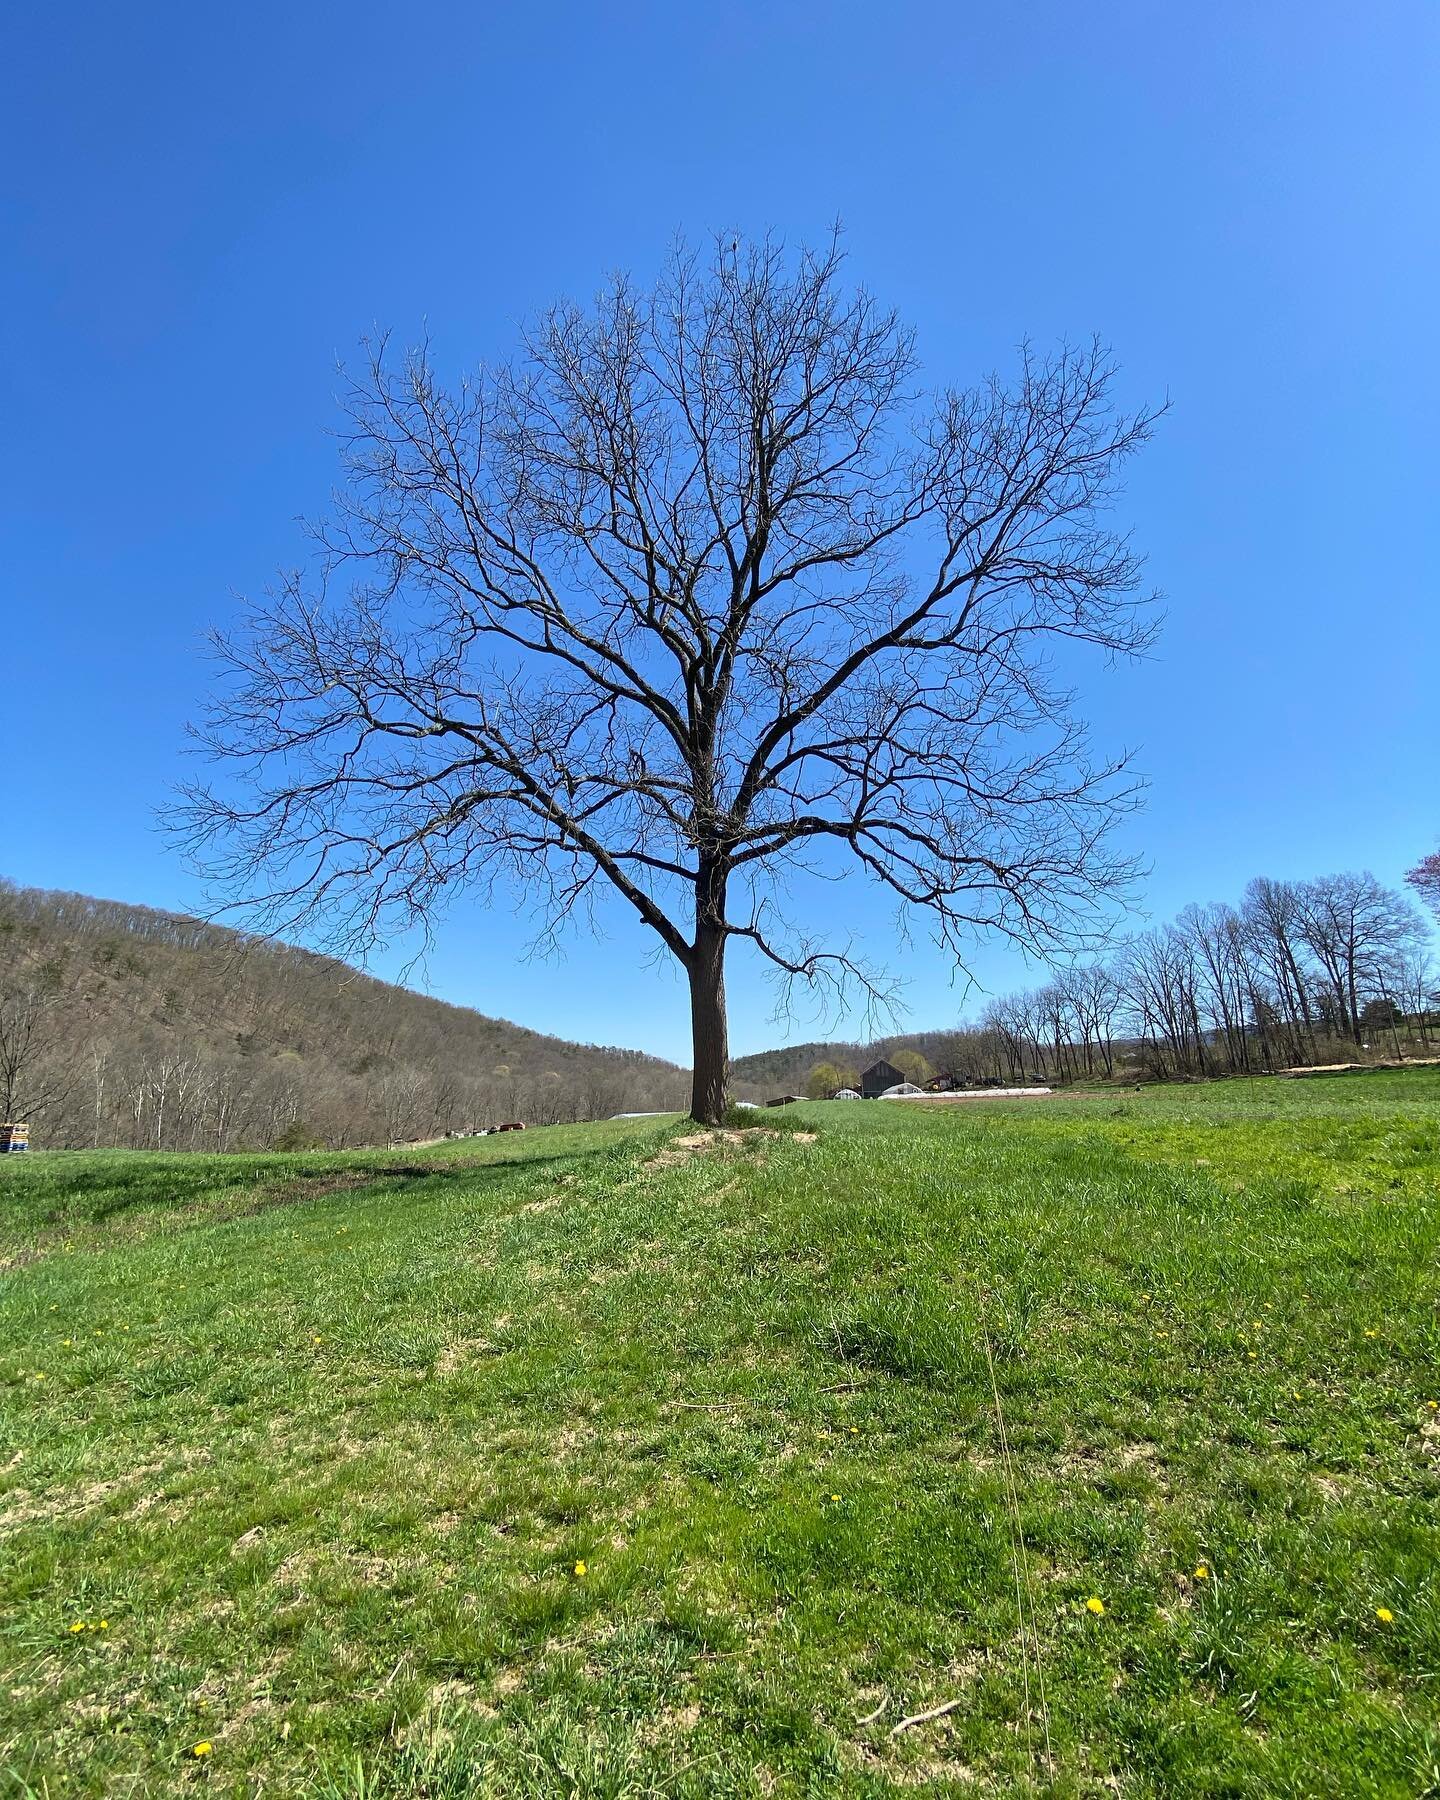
[[98, 1619, 109, 1630], [1376, 1606, 1394, 1624], [1428, 1401, 1438, 1411], [193, 1741, 213, 1757], [831, 1493, 841, 1502], [69, 1621, 86, 1634], [1194, 1564, 1209, 1579], [573, 1560, 587, 1577], [1364, 1329, 1378, 1339], [1085, 1597, 1105, 1615]]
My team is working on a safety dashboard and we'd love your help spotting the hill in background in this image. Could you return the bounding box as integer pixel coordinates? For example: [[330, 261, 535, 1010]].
[[729, 1029, 977, 1096], [0, 881, 689, 1149]]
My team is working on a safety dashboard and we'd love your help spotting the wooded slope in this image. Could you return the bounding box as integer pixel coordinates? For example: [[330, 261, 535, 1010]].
[[0, 881, 687, 1148]]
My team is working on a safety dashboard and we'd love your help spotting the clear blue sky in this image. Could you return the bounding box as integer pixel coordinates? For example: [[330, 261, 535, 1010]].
[[3, 1, 1436, 1062]]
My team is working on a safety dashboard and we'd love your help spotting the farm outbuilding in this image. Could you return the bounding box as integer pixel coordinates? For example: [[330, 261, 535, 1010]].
[[860, 1060, 906, 1099]]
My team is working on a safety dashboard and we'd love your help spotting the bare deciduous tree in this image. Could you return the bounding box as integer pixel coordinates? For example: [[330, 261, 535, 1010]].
[[1294, 873, 1428, 1047], [0, 981, 68, 1124], [1407, 849, 1440, 924], [177, 237, 1159, 1122]]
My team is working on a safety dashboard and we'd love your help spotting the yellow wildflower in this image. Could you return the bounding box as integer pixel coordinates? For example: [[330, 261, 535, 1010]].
[[193, 1741, 213, 1757], [1085, 1597, 1105, 1615], [69, 1620, 86, 1634], [831, 1493, 841, 1502], [573, 1560, 587, 1577], [1376, 1606, 1394, 1624], [1364, 1329, 1378, 1339], [1194, 1564, 1209, 1579]]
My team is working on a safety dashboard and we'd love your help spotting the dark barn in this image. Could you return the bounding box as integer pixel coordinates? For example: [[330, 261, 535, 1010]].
[[860, 1059, 907, 1099]]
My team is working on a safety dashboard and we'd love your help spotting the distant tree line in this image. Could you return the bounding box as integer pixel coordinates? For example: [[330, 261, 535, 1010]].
[[785, 868, 1437, 1099], [967, 871, 1435, 1085]]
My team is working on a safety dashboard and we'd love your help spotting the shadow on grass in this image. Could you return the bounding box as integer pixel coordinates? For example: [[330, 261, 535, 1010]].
[[1, 1135, 639, 1264]]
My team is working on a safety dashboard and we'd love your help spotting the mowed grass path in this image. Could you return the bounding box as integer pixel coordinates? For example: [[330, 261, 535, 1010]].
[[2, 1073, 1438, 1796]]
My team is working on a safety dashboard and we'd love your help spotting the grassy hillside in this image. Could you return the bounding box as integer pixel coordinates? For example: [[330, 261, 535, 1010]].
[[3, 1071, 1439, 1795], [0, 880, 687, 1148]]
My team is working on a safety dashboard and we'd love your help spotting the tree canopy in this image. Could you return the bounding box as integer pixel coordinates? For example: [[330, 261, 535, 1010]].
[[180, 235, 1159, 1120]]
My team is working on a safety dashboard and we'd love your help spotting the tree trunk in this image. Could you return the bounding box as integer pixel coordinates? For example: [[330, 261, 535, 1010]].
[[688, 921, 729, 1125]]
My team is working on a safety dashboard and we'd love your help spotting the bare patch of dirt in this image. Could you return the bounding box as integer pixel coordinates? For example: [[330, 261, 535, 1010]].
[[0, 1457, 168, 1537], [436, 1336, 506, 1374], [638, 1701, 702, 1745], [647, 1127, 816, 1170]]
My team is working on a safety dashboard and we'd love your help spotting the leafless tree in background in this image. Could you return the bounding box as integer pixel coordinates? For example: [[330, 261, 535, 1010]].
[[1294, 872, 1428, 1046], [0, 981, 68, 1124], [1405, 848, 1440, 925], [176, 237, 1159, 1121]]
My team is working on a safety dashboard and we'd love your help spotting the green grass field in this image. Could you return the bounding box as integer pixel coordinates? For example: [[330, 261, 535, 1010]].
[[3, 1071, 1439, 1796]]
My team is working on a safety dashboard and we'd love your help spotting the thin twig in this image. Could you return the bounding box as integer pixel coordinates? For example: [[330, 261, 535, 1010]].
[[890, 1696, 965, 1736], [855, 1698, 889, 1728]]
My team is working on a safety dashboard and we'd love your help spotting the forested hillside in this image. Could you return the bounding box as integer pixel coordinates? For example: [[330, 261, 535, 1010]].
[[0, 882, 687, 1149], [730, 1034, 962, 1095]]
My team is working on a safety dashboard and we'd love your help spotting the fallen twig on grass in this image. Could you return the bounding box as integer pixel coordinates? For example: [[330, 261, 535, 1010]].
[[855, 1697, 889, 1727], [890, 1696, 965, 1735]]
